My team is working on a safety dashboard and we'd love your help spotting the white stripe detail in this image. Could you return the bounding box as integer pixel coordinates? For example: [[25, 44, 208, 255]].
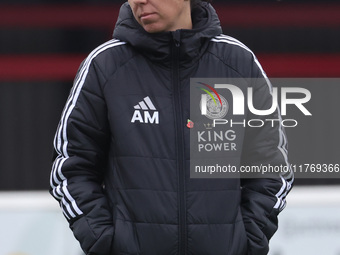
[[61, 207, 71, 220], [54, 186, 63, 200], [61, 197, 76, 218], [273, 176, 288, 210], [62, 180, 83, 215], [56, 39, 123, 157], [50, 156, 66, 188], [139, 101, 148, 110], [52, 188, 62, 200], [50, 39, 126, 219], [144, 96, 156, 110], [211, 36, 272, 89], [211, 34, 293, 210]]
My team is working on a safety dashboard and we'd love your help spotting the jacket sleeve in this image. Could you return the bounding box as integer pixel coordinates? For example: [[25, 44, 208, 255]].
[[240, 56, 294, 255], [50, 56, 113, 255]]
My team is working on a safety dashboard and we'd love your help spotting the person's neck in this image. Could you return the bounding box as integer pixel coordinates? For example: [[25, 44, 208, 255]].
[[169, 5, 193, 31]]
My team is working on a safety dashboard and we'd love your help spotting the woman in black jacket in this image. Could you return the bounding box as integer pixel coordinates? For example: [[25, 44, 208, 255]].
[[50, 0, 293, 254]]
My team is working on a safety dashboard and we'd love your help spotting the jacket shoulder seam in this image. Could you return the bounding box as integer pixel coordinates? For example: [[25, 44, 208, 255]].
[[206, 48, 244, 78]]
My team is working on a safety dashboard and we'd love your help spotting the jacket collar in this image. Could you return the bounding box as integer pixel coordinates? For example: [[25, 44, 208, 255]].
[[113, 2, 222, 66]]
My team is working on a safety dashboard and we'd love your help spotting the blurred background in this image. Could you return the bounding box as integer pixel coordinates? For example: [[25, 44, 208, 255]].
[[0, 0, 339, 254]]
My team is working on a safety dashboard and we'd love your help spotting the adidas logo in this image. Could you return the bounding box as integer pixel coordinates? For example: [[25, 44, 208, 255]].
[[131, 96, 159, 124]]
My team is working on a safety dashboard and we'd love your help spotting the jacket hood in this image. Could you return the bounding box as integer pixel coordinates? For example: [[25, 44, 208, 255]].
[[113, 1, 222, 64]]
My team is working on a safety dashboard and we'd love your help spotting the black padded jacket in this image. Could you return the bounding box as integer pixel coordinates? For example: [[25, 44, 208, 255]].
[[50, 2, 293, 255]]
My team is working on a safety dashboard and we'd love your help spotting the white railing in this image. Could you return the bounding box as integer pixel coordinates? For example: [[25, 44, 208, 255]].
[[1, 186, 340, 255]]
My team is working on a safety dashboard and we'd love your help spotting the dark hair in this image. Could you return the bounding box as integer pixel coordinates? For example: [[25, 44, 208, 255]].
[[191, 0, 212, 9]]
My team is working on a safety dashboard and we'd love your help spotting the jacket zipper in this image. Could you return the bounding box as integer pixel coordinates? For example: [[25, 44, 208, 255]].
[[172, 30, 187, 255]]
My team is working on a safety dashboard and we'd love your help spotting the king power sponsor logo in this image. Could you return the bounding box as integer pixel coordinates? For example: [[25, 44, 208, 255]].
[[193, 81, 312, 153], [131, 96, 159, 124]]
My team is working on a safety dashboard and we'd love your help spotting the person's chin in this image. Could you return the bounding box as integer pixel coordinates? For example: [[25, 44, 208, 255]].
[[142, 23, 165, 33]]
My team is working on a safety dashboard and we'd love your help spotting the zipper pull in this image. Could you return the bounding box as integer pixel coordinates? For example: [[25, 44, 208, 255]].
[[172, 30, 181, 47]]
